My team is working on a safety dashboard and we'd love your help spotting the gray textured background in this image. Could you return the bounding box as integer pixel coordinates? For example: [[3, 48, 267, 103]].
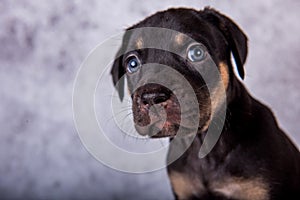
[[0, 0, 299, 199]]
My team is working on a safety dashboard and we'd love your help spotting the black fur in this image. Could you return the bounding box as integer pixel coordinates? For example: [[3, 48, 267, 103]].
[[111, 7, 300, 199]]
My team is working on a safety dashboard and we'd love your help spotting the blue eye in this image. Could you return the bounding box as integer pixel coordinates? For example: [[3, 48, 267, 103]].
[[126, 55, 141, 73], [187, 44, 205, 62]]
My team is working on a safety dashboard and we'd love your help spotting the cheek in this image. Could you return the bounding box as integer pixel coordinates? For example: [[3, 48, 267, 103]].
[[200, 61, 228, 130], [218, 61, 229, 90]]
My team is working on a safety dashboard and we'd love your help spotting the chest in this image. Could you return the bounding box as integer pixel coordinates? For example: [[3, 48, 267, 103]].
[[168, 171, 269, 200]]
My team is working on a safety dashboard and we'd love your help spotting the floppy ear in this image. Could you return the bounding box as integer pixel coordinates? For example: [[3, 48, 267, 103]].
[[203, 7, 248, 79], [110, 52, 125, 101]]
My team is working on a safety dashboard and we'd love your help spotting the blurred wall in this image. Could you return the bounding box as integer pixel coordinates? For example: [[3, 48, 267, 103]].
[[0, 0, 299, 199]]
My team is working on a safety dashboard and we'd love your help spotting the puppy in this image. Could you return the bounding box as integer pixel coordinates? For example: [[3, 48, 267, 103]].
[[111, 7, 300, 200]]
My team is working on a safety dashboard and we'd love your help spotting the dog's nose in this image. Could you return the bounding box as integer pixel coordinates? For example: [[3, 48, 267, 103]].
[[141, 92, 170, 105]]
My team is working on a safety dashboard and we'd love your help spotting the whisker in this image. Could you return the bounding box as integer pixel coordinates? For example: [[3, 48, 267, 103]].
[[104, 108, 132, 124], [106, 94, 132, 104]]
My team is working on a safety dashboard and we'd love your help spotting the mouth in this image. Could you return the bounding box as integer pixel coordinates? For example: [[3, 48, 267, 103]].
[[135, 120, 180, 138], [133, 98, 200, 138], [131, 82, 207, 138], [135, 118, 202, 138], [132, 90, 183, 138]]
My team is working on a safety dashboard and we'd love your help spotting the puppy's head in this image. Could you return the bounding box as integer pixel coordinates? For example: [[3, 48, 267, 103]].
[[111, 7, 247, 138]]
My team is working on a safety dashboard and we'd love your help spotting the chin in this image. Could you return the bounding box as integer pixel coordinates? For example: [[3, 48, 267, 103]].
[[134, 120, 202, 138]]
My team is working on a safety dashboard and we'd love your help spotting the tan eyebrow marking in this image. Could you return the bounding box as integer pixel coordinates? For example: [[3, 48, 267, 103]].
[[175, 33, 185, 45], [136, 37, 143, 49]]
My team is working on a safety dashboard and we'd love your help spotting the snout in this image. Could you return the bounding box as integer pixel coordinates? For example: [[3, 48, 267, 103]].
[[132, 83, 181, 137], [139, 83, 171, 108]]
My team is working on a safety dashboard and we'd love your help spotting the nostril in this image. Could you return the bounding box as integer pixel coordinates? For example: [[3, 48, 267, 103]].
[[153, 93, 169, 104], [141, 92, 170, 105]]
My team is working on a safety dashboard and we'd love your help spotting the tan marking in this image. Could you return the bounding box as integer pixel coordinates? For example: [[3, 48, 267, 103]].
[[136, 37, 143, 49], [211, 61, 228, 113], [175, 33, 185, 45], [201, 61, 229, 132], [169, 172, 204, 199], [212, 177, 269, 200], [219, 61, 229, 90]]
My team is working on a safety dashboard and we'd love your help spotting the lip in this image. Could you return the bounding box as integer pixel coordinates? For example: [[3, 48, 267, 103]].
[[134, 117, 199, 138], [134, 119, 175, 137]]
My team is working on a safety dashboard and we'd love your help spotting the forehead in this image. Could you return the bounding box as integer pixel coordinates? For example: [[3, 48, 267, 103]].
[[125, 9, 221, 51], [126, 28, 194, 51]]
